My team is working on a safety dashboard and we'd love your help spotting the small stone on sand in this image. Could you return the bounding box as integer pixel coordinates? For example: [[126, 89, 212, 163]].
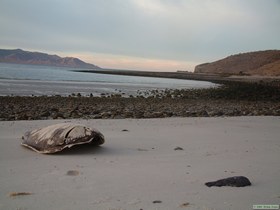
[[205, 176, 251, 187], [174, 147, 184, 151], [180, 202, 190, 207], [66, 170, 79, 176]]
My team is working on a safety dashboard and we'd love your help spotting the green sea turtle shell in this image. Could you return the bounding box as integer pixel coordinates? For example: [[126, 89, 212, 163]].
[[21, 123, 105, 153]]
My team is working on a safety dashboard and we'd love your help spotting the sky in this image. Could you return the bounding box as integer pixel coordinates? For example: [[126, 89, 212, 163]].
[[0, 0, 280, 71]]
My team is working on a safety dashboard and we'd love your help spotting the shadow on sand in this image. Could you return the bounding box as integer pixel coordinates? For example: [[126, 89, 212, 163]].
[[50, 143, 127, 156]]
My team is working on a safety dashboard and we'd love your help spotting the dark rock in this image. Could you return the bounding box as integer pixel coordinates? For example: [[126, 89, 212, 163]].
[[174, 147, 184, 151], [16, 113, 29, 120], [50, 107, 59, 112], [100, 112, 111, 118], [205, 176, 251, 187], [180, 202, 190, 207], [163, 111, 173, 117], [70, 110, 81, 118], [50, 112, 58, 119], [134, 111, 144, 118], [199, 110, 209, 117], [56, 112, 65, 119], [40, 111, 50, 117], [215, 111, 224, 116], [153, 200, 162, 204], [63, 112, 71, 119], [144, 111, 164, 118], [113, 115, 124, 119], [66, 170, 79, 176], [124, 111, 133, 118], [92, 114, 102, 119]]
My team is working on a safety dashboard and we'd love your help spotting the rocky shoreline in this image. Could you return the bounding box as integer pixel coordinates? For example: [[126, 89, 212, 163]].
[[1, 82, 280, 121]]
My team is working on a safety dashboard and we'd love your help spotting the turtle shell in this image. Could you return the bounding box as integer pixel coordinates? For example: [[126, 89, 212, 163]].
[[21, 123, 105, 154]]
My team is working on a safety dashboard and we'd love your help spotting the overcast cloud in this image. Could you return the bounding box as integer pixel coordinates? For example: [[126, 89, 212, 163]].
[[0, 0, 279, 71]]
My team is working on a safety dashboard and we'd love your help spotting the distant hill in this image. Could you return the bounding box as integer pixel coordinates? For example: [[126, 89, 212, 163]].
[[0, 49, 101, 69], [194, 50, 280, 76]]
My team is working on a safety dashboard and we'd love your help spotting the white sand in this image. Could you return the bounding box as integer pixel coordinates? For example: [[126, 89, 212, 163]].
[[0, 117, 279, 210]]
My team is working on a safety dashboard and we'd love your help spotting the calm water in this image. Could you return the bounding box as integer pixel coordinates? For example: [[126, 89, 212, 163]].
[[0, 63, 217, 96]]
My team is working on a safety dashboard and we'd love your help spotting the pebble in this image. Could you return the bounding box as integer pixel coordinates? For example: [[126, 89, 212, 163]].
[[180, 202, 190, 207], [0, 83, 279, 121], [205, 176, 251, 187], [152, 200, 162, 204], [66, 170, 80, 176], [174, 147, 184, 151]]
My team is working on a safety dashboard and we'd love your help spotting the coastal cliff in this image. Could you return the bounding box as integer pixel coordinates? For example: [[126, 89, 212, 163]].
[[194, 50, 280, 76]]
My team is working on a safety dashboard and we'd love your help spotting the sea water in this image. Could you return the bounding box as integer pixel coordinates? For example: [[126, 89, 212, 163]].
[[0, 63, 217, 96]]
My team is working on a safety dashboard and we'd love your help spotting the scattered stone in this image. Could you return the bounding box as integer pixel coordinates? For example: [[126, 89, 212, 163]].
[[153, 200, 162, 204], [122, 129, 129, 132], [180, 202, 190, 207], [1, 82, 280, 121], [66, 170, 80, 176], [40, 111, 50, 117], [205, 176, 251, 187]]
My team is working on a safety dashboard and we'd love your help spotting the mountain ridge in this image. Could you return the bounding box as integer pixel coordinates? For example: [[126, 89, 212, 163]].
[[194, 50, 280, 76], [0, 49, 101, 69]]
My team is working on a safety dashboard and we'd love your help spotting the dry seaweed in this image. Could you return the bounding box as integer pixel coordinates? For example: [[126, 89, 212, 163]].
[[9, 192, 33, 197]]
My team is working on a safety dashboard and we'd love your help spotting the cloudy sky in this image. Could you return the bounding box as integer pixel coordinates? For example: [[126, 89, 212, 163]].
[[0, 0, 279, 71]]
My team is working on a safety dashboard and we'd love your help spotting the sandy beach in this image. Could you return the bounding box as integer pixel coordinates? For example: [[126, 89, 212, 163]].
[[0, 116, 279, 210]]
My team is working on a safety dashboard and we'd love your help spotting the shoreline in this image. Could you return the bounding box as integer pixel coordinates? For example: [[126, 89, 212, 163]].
[[0, 77, 217, 97], [1, 82, 280, 121]]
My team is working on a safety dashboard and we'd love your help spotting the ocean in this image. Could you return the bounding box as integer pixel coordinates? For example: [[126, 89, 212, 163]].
[[0, 63, 217, 96]]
